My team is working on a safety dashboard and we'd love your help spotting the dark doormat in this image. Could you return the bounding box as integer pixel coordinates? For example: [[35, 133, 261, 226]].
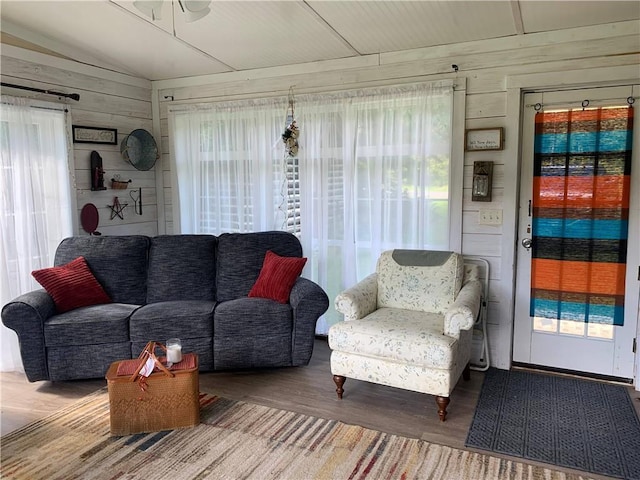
[[465, 368, 640, 479]]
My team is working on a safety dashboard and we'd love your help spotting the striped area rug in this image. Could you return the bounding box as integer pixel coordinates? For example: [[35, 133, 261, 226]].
[[1, 390, 596, 480]]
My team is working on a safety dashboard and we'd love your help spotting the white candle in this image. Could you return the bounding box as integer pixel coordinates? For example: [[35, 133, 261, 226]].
[[166, 343, 182, 364]]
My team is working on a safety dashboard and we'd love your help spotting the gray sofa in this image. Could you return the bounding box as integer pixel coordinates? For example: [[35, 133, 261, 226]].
[[2, 231, 329, 382]]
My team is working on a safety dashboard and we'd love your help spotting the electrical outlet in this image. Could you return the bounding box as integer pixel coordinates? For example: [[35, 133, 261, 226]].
[[478, 208, 503, 225]]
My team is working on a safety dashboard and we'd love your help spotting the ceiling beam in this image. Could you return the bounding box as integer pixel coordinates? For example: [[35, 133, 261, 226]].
[[510, 0, 525, 35], [0, 19, 140, 77], [299, 1, 361, 56], [108, 1, 236, 73]]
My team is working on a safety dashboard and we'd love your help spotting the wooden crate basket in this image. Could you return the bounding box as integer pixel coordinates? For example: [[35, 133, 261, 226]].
[[105, 344, 200, 436], [110, 179, 130, 189]]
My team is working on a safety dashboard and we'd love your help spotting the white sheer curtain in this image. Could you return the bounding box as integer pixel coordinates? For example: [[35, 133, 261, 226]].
[[296, 82, 453, 332], [170, 81, 453, 334], [170, 99, 290, 233], [0, 97, 74, 372]]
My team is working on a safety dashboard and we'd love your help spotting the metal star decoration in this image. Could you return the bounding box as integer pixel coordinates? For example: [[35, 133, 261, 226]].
[[108, 196, 128, 220]]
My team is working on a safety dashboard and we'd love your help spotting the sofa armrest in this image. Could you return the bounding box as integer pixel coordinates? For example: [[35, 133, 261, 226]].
[[289, 277, 330, 366], [444, 279, 482, 338], [1, 290, 56, 381], [334, 273, 378, 322]]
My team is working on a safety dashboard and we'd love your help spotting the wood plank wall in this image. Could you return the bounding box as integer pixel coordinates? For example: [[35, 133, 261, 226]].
[[153, 20, 639, 368], [1, 21, 637, 370], [0, 46, 157, 237]]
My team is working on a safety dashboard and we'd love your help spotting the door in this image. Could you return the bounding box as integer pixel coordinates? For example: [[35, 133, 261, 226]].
[[513, 86, 639, 380]]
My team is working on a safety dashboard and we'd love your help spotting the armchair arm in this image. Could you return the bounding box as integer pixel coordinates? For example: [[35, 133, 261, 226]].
[[334, 273, 378, 322], [289, 277, 329, 366], [1, 290, 56, 381], [444, 279, 482, 338]]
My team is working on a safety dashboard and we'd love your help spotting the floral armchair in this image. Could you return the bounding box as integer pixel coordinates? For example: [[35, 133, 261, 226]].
[[328, 250, 483, 421]]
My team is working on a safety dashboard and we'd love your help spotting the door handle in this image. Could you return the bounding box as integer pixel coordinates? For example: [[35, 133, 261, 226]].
[[522, 238, 532, 250]]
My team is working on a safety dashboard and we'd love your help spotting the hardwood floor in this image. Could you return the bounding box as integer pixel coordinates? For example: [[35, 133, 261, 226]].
[[2, 338, 638, 480], [0, 338, 481, 444]]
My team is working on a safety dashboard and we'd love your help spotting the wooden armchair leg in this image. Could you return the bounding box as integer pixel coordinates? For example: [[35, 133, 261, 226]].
[[333, 375, 346, 399], [435, 396, 450, 422]]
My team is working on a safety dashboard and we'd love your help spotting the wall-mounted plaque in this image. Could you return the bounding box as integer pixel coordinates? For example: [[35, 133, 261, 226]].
[[72, 125, 118, 145], [465, 128, 504, 151]]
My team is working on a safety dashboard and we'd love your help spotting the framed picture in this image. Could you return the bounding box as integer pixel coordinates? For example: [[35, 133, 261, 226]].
[[72, 125, 118, 145], [465, 127, 504, 151]]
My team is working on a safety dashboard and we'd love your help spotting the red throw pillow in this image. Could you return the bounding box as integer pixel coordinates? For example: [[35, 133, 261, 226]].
[[248, 250, 307, 304], [32, 256, 112, 313]]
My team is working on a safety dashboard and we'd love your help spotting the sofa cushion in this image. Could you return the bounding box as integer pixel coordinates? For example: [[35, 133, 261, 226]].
[[47, 342, 132, 381], [44, 303, 137, 347], [131, 337, 214, 372], [213, 297, 293, 369], [214, 297, 293, 336], [216, 231, 303, 302], [376, 250, 464, 314], [55, 236, 150, 305], [129, 300, 215, 342], [248, 250, 307, 303], [147, 235, 217, 303], [328, 307, 457, 369], [32, 256, 111, 313]]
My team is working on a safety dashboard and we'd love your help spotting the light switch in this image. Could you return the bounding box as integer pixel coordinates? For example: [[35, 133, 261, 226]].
[[478, 208, 503, 225]]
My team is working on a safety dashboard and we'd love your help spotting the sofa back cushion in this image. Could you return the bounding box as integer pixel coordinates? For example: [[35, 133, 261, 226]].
[[216, 231, 303, 302], [55, 236, 150, 305], [146, 235, 217, 303], [376, 250, 464, 314]]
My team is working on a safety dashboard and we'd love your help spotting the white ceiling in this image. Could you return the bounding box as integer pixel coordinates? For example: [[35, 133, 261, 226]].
[[1, 1, 638, 81]]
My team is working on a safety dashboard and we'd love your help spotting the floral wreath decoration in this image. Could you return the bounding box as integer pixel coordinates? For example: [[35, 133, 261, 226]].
[[282, 87, 299, 157], [282, 120, 299, 157]]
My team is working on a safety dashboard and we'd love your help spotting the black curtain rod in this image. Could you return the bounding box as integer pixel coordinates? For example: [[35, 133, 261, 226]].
[[1, 82, 80, 101]]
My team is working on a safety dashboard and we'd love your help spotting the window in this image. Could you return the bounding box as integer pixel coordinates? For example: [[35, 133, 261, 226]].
[[283, 156, 301, 236], [171, 103, 286, 234], [1, 97, 73, 371], [170, 81, 454, 333]]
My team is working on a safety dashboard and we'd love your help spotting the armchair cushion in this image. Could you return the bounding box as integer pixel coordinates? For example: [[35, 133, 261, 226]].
[[328, 308, 457, 369], [376, 250, 464, 313]]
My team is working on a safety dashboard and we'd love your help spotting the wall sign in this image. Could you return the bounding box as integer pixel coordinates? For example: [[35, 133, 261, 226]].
[[72, 125, 118, 145], [465, 127, 504, 151]]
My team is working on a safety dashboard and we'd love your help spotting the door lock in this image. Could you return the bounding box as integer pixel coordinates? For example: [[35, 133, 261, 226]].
[[522, 238, 532, 250]]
